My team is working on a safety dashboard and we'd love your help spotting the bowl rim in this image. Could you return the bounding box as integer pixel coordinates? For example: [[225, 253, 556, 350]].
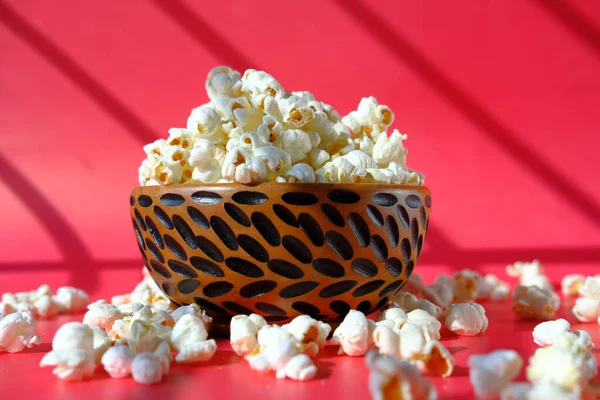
[[132, 182, 430, 192]]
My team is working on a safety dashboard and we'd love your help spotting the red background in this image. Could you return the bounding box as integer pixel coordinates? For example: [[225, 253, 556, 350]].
[[1, 1, 600, 399]]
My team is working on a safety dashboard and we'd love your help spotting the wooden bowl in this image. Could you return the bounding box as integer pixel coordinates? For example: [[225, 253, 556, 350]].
[[130, 183, 431, 330]]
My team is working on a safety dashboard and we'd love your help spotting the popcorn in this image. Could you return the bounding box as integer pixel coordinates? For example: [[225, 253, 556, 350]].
[[117, 302, 144, 316], [372, 325, 400, 358], [398, 322, 427, 360], [282, 315, 331, 357], [52, 322, 94, 354], [412, 340, 454, 378], [444, 303, 489, 336], [131, 353, 165, 385], [0, 302, 16, 316], [376, 307, 408, 325], [366, 350, 438, 400], [482, 274, 511, 301], [532, 319, 571, 347], [506, 260, 552, 291], [342, 97, 394, 135], [40, 348, 95, 381], [499, 383, 532, 400], [32, 294, 62, 319], [0, 311, 41, 353], [281, 163, 316, 183], [372, 130, 407, 168], [561, 274, 586, 297], [423, 283, 454, 309], [101, 345, 136, 378], [230, 314, 261, 356], [406, 309, 441, 341], [171, 314, 216, 363], [331, 310, 372, 356], [186, 105, 223, 141], [526, 380, 582, 400], [468, 350, 523, 400], [127, 319, 165, 354], [578, 276, 600, 300], [91, 325, 111, 363], [572, 297, 600, 322], [453, 269, 483, 303], [83, 302, 123, 332], [389, 292, 442, 319], [275, 354, 318, 381], [206, 66, 242, 101], [170, 303, 212, 326], [512, 285, 559, 320]]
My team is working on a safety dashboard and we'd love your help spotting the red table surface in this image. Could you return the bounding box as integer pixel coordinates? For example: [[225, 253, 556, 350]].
[[1, 0, 600, 398]]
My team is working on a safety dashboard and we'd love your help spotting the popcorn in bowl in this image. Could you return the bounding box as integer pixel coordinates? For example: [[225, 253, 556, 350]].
[[138, 66, 424, 186]]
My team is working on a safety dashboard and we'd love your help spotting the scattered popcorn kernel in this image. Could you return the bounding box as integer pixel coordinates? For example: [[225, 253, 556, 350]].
[[572, 297, 600, 322], [398, 322, 427, 360], [275, 354, 318, 381], [423, 283, 454, 309], [579, 276, 600, 300], [453, 269, 483, 303], [406, 309, 441, 341], [390, 292, 442, 319], [372, 325, 401, 358], [52, 322, 94, 354], [561, 274, 586, 297], [154, 340, 173, 374], [83, 302, 123, 332], [131, 353, 165, 385], [40, 348, 95, 381], [376, 307, 408, 323], [230, 315, 260, 356], [246, 325, 300, 372], [0, 311, 41, 353], [413, 340, 454, 378], [506, 260, 553, 291], [532, 319, 571, 347], [482, 274, 511, 301], [248, 314, 266, 330], [444, 303, 489, 336], [111, 294, 132, 306], [171, 314, 216, 363], [91, 325, 111, 364], [572, 329, 595, 349], [117, 302, 144, 316], [170, 303, 212, 326], [282, 315, 331, 357], [54, 286, 89, 313], [101, 345, 136, 378], [469, 350, 524, 400], [331, 310, 371, 356], [127, 319, 163, 353], [512, 285, 559, 320]]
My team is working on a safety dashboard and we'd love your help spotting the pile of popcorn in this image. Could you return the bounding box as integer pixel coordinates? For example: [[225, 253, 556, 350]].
[[138, 66, 424, 185]]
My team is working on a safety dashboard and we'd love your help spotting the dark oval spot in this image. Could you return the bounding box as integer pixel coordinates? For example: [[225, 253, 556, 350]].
[[385, 216, 399, 249], [213, 315, 233, 324], [160, 193, 185, 206], [325, 231, 353, 260], [267, 259, 304, 279], [313, 258, 345, 278], [239, 280, 277, 298], [396, 205, 410, 230], [238, 234, 269, 262], [138, 195, 153, 207], [327, 189, 360, 204], [172, 215, 198, 249], [281, 191, 318, 206], [348, 213, 370, 247], [357, 301, 371, 314], [150, 260, 171, 278], [370, 235, 388, 262], [405, 194, 422, 209], [133, 220, 145, 249], [401, 239, 412, 262], [319, 280, 358, 298], [405, 261, 414, 277], [145, 217, 164, 249], [225, 257, 264, 278], [351, 258, 378, 278], [162, 282, 174, 297], [420, 206, 427, 228], [411, 218, 419, 249], [196, 236, 224, 263], [329, 300, 351, 315], [264, 316, 289, 322], [203, 281, 233, 298], [164, 235, 187, 261], [193, 297, 227, 314], [372, 193, 397, 207], [425, 195, 432, 208], [154, 206, 174, 230], [279, 281, 320, 299], [187, 206, 209, 229], [298, 213, 324, 247], [167, 259, 197, 278], [189, 256, 225, 277], [222, 301, 254, 315], [210, 216, 238, 250], [321, 203, 345, 227], [380, 280, 404, 297], [272, 204, 299, 227], [353, 280, 385, 297], [366, 205, 384, 227], [232, 191, 268, 205], [130, 195, 135, 206], [291, 302, 320, 316], [376, 297, 389, 310], [178, 279, 200, 294], [256, 302, 287, 316], [191, 191, 222, 205], [135, 209, 147, 231], [386, 257, 403, 277], [139, 245, 148, 260], [282, 235, 313, 263], [224, 203, 251, 227], [251, 212, 281, 246], [145, 238, 164, 263], [417, 235, 423, 259]]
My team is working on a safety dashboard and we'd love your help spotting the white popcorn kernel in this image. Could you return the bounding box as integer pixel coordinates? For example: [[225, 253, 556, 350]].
[[331, 310, 371, 356], [366, 349, 438, 400], [131, 353, 165, 385], [0, 311, 41, 352], [101, 345, 136, 378], [376, 307, 408, 324], [247, 325, 299, 372], [277, 94, 314, 128], [572, 297, 600, 322], [532, 319, 571, 347], [248, 314, 266, 330], [398, 322, 427, 360], [527, 347, 592, 393], [482, 274, 511, 301], [507, 260, 553, 290], [372, 325, 401, 358], [406, 309, 441, 341], [242, 69, 284, 100], [572, 329, 595, 349], [413, 340, 454, 378], [444, 303, 489, 336], [277, 353, 318, 381], [52, 322, 94, 354], [83, 303, 123, 332], [187, 105, 222, 137], [117, 302, 144, 316], [499, 383, 532, 400], [111, 294, 132, 306], [40, 348, 95, 381], [512, 285, 559, 320], [230, 315, 260, 356], [33, 295, 62, 319], [154, 340, 173, 374], [0, 302, 16, 316], [171, 314, 216, 363], [308, 148, 331, 169], [143, 139, 166, 157], [282, 315, 331, 357], [91, 325, 111, 364], [282, 163, 316, 183], [281, 129, 312, 163], [453, 269, 483, 303], [490, 283, 511, 301], [390, 292, 442, 320], [561, 274, 586, 297], [423, 283, 454, 309], [343, 150, 377, 170], [127, 319, 162, 353], [54, 286, 89, 313], [579, 276, 600, 300], [372, 129, 408, 168], [526, 380, 581, 400], [316, 157, 366, 183], [205, 66, 242, 100], [469, 350, 524, 400], [170, 303, 212, 326]]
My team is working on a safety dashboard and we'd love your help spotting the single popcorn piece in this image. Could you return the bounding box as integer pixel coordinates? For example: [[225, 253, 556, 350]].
[[54, 286, 89, 313], [512, 285, 559, 320], [246, 325, 300, 372], [506, 260, 553, 291], [532, 319, 571, 347], [91, 325, 111, 363], [572, 329, 595, 349], [131, 353, 165, 385], [453, 269, 483, 303], [372, 325, 401, 358], [117, 302, 144, 316], [406, 309, 441, 341], [205, 66, 242, 100], [0, 312, 41, 353], [390, 292, 442, 319], [423, 283, 454, 309], [469, 350, 524, 400], [572, 297, 600, 322], [275, 354, 318, 381], [40, 348, 95, 381], [366, 349, 438, 400], [230, 314, 260, 356], [127, 319, 164, 354], [398, 322, 428, 360], [52, 322, 94, 354], [83, 302, 123, 332], [578, 276, 600, 300], [482, 274, 511, 301], [376, 307, 408, 324], [331, 310, 371, 356], [444, 303, 489, 336], [282, 315, 331, 357], [101, 345, 136, 378], [412, 340, 454, 378], [171, 314, 216, 363], [342, 97, 394, 135], [561, 274, 586, 297], [170, 303, 212, 326]]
